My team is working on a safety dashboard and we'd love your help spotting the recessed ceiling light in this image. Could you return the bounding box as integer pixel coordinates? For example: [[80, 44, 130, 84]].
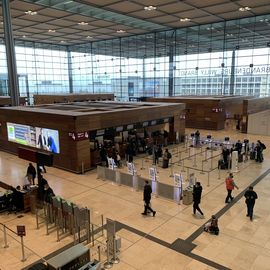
[[0, 21, 3, 25], [25, 10, 37, 15], [48, 29, 56, 33], [86, 36, 93, 39], [180, 18, 191, 22], [144, 5, 157, 11], [239, 6, 251, 12], [117, 30, 126, 33], [22, 35, 26, 38], [78, 22, 88, 26], [60, 40, 66, 43]]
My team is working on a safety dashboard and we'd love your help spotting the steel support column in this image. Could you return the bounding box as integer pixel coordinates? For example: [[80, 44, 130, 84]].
[[229, 50, 236, 95], [2, 0, 20, 106], [168, 45, 174, 96], [67, 49, 74, 94]]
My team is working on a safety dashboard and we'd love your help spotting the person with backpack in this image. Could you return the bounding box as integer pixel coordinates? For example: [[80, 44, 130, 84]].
[[162, 148, 171, 168], [257, 140, 266, 162], [204, 215, 219, 235], [255, 142, 263, 163]]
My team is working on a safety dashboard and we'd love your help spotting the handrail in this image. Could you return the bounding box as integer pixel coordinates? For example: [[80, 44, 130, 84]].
[[0, 222, 18, 235]]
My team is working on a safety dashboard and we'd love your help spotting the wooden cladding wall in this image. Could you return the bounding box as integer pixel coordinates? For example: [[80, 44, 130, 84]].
[[0, 97, 27, 106], [242, 97, 270, 133], [147, 96, 248, 130], [0, 109, 81, 172], [0, 102, 185, 173], [34, 93, 114, 105]]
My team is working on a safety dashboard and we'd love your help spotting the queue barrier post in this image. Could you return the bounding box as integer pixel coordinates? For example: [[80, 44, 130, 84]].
[[20, 236, 26, 262], [104, 240, 113, 269], [3, 224, 8, 248]]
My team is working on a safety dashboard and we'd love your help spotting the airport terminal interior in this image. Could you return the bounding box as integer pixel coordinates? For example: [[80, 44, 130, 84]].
[[1, 1, 270, 270]]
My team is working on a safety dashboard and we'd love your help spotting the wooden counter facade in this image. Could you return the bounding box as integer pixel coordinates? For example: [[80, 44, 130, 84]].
[[33, 93, 114, 105], [0, 101, 185, 173], [0, 96, 27, 106], [147, 96, 249, 130], [242, 96, 270, 133]]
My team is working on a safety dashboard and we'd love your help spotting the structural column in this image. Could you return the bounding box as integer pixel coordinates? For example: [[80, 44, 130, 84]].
[[168, 45, 174, 96], [2, 0, 20, 106], [229, 50, 236, 95], [67, 49, 74, 94]]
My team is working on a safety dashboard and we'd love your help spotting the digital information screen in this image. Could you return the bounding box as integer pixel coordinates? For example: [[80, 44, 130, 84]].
[[7, 122, 60, 154]]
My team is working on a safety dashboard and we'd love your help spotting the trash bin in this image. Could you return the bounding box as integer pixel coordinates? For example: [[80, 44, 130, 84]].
[[183, 187, 193, 205]]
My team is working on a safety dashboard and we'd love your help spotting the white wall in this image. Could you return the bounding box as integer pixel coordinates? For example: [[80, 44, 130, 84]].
[[248, 110, 270, 135]]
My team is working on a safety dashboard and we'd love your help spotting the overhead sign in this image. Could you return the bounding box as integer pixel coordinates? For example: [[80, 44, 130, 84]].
[[68, 132, 89, 141]]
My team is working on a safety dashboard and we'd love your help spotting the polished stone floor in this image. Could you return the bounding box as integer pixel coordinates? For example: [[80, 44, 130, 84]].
[[1, 128, 270, 270]]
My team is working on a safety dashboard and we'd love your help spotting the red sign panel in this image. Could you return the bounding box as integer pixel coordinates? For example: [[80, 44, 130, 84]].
[[68, 132, 89, 141]]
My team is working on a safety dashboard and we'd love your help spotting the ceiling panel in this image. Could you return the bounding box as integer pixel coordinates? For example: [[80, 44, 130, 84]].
[[82, 0, 122, 6], [18, 14, 55, 22], [37, 8, 71, 18], [158, 2, 193, 13], [204, 3, 240, 14], [128, 10, 164, 19], [12, 18, 37, 26], [10, 0, 41, 11], [184, 0, 229, 8], [133, 0, 175, 5], [0, 0, 268, 48], [90, 20, 116, 27], [106, 1, 143, 13], [150, 15, 178, 24], [48, 19, 76, 27]]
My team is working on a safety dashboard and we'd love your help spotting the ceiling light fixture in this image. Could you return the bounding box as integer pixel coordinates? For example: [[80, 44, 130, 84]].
[[144, 5, 157, 11], [22, 35, 26, 38], [78, 22, 88, 26], [60, 40, 66, 43], [239, 6, 251, 12], [48, 29, 56, 33], [25, 10, 37, 15], [117, 30, 126, 33], [180, 18, 191, 22], [86, 36, 93, 39]]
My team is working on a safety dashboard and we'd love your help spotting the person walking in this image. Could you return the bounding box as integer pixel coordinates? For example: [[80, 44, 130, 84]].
[[141, 180, 156, 217], [244, 186, 258, 221], [225, 173, 239, 203], [193, 182, 204, 216]]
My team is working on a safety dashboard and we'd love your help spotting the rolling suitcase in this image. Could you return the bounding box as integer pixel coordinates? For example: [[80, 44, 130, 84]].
[[218, 159, 226, 170], [250, 151, 255, 160], [238, 153, 243, 163]]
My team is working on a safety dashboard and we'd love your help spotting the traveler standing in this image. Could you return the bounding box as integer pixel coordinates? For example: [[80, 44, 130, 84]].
[[141, 180, 156, 217], [255, 142, 263, 163], [26, 163, 36, 185], [193, 182, 204, 216], [225, 173, 239, 203], [195, 130, 200, 147], [244, 186, 258, 221], [162, 148, 171, 168]]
